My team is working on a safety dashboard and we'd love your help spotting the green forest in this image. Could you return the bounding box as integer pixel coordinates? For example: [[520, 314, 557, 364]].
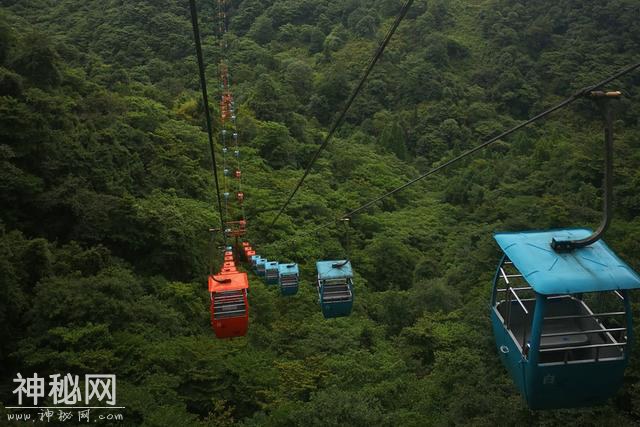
[[1, 0, 640, 424]]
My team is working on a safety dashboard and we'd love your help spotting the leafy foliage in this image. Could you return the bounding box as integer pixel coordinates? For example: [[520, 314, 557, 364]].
[[1, 0, 640, 425]]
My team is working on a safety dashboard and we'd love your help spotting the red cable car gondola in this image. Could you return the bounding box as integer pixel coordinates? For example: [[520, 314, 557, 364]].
[[209, 272, 249, 338]]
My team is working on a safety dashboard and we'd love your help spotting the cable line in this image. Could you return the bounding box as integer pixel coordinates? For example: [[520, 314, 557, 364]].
[[216, 0, 247, 239], [269, 0, 415, 227], [188, 0, 226, 239], [339, 61, 640, 220], [269, 61, 640, 247]]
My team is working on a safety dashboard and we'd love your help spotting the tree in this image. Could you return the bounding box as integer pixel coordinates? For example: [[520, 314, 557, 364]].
[[248, 15, 275, 45], [360, 237, 415, 291], [378, 121, 408, 160], [12, 32, 61, 87], [284, 60, 313, 99], [0, 18, 13, 65], [252, 121, 297, 169]]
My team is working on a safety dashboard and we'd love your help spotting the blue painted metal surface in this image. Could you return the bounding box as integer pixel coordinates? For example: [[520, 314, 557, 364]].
[[278, 263, 299, 296], [265, 261, 279, 285], [491, 299, 629, 409], [491, 232, 640, 409], [255, 258, 267, 277], [250, 255, 261, 267], [316, 260, 353, 280], [494, 229, 640, 295], [316, 260, 354, 318]]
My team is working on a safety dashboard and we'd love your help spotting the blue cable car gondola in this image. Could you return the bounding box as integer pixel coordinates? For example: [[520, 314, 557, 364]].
[[278, 263, 299, 296], [256, 258, 267, 277], [316, 260, 354, 318], [491, 91, 640, 409], [264, 261, 279, 285], [251, 255, 261, 268], [491, 229, 640, 409]]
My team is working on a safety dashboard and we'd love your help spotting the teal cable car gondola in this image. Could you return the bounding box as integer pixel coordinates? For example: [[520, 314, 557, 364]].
[[256, 258, 267, 277], [265, 261, 279, 285], [491, 91, 640, 409], [316, 260, 354, 318], [250, 255, 261, 267], [491, 229, 640, 409], [278, 263, 299, 296]]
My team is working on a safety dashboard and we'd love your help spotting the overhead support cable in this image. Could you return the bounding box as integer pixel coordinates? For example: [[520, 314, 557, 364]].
[[339, 61, 640, 220], [271, 61, 640, 247], [269, 0, 415, 227], [189, 0, 226, 239], [216, 0, 247, 238]]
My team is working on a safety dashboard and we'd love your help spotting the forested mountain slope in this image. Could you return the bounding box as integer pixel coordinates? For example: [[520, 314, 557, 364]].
[[1, 0, 640, 424]]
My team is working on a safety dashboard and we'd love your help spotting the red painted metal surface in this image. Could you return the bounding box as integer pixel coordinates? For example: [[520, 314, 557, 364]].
[[209, 272, 249, 338]]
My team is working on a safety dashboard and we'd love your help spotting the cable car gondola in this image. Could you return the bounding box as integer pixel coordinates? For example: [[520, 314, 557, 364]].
[[256, 258, 267, 277], [491, 90, 640, 409], [278, 263, 299, 296], [316, 260, 354, 318], [265, 261, 279, 285], [209, 272, 249, 338], [241, 242, 251, 259], [491, 229, 640, 409]]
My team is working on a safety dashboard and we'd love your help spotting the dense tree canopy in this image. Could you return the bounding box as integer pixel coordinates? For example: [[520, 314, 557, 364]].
[[1, 0, 640, 425]]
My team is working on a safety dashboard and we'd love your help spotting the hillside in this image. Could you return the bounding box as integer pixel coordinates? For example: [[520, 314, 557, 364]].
[[1, 0, 640, 424]]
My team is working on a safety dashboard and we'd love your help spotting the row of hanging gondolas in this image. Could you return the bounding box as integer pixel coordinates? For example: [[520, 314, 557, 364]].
[[208, 242, 355, 338]]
